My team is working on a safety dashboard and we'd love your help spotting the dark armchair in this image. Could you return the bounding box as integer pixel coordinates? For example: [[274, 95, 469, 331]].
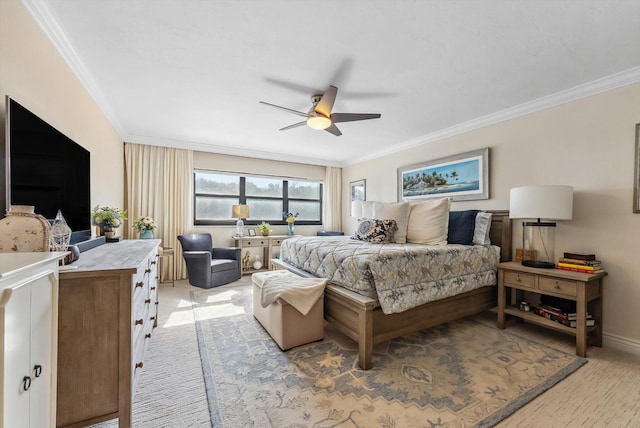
[[177, 233, 242, 288]]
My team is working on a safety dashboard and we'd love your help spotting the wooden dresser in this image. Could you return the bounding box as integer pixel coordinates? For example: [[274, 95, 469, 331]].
[[56, 240, 160, 428]]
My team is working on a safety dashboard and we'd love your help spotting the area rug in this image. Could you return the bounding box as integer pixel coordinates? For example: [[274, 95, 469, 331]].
[[191, 281, 586, 427]]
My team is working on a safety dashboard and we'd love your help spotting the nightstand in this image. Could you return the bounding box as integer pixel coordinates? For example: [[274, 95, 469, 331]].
[[497, 261, 607, 357]]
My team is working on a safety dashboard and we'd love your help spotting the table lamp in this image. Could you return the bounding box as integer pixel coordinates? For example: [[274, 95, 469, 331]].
[[232, 204, 250, 237], [509, 185, 573, 268]]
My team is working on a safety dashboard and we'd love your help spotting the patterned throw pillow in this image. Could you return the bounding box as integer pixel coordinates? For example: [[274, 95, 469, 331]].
[[352, 219, 398, 244]]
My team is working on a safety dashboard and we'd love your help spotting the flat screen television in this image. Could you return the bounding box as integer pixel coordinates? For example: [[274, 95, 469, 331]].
[[5, 97, 91, 244]]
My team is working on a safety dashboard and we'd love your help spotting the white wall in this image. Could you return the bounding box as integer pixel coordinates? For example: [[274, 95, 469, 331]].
[[343, 83, 640, 348], [0, 0, 124, 217]]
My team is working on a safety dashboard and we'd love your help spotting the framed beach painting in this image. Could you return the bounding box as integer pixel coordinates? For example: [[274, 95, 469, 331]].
[[398, 147, 489, 202]]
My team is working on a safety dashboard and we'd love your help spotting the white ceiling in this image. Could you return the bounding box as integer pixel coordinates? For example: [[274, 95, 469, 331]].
[[25, 0, 640, 167]]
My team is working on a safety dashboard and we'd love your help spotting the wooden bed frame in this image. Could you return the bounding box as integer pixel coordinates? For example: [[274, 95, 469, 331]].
[[271, 210, 511, 369]]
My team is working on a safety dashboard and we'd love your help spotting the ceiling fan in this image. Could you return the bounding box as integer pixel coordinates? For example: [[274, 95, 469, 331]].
[[259, 85, 381, 136]]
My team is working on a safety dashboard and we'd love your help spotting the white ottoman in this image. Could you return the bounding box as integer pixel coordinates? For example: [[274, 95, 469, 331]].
[[252, 270, 324, 350]]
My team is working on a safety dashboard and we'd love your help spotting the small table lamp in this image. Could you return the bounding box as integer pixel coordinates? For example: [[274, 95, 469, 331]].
[[509, 185, 573, 268], [232, 204, 250, 237]]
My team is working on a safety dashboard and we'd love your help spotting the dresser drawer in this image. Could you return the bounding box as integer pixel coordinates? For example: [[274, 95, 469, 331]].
[[271, 238, 285, 246], [538, 276, 577, 298], [243, 239, 268, 247], [503, 270, 536, 289]]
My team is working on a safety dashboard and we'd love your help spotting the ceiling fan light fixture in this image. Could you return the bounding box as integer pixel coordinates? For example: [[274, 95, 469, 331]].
[[306, 115, 331, 130]]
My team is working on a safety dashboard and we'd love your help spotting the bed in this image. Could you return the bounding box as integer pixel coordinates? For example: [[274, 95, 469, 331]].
[[271, 209, 511, 369]]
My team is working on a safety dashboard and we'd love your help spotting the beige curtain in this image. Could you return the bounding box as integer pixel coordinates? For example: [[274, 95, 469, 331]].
[[124, 142, 193, 280], [323, 166, 342, 232]]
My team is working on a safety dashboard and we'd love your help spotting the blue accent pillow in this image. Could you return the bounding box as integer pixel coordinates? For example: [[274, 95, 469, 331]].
[[447, 210, 479, 245]]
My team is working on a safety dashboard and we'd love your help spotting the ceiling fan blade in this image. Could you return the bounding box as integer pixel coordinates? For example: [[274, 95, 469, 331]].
[[325, 123, 342, 136], [259, 101, 309, 118], [315, 85, 338, 117], [331, 113, 381, 123], [279, 121, 307, 131]]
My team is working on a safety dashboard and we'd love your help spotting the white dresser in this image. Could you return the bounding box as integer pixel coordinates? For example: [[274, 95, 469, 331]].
[[0, 252, 67, 428]]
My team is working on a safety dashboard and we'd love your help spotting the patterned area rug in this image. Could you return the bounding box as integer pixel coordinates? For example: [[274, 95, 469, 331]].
[[192, 282, 586, 427]]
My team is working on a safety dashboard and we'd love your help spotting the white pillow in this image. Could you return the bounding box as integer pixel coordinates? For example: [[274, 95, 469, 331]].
[[361, 201, 375, 219], [406, 198, 451, 245], [473, 211, 492, 245], [372, 201, 411, 243]]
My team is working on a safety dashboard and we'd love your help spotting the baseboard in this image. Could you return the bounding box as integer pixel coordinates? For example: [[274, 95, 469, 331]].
[[603, 332, 640, 356]]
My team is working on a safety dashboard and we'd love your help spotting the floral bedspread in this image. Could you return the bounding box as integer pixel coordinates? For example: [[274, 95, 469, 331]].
[[280, 236, 500, 314]]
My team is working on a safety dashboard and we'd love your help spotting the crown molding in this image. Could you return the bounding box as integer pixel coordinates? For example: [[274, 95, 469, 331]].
[[346, 65, 640, 166], [21, 0, 127, 139], [127, 134, 344, 168], [22, 0, 640, 168]]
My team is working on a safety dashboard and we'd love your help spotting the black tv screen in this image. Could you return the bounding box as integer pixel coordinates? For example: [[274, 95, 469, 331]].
[[6, 97, 91, 243]]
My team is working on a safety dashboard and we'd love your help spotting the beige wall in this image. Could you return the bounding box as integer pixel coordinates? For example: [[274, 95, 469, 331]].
[[193, 152, 326, 246], [343, 83, 640, 347], [0, 0, 124, 218], [4, 0, 638, 349]]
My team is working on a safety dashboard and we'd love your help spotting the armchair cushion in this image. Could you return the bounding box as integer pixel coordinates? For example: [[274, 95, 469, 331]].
[[178, 234, 242, 288]]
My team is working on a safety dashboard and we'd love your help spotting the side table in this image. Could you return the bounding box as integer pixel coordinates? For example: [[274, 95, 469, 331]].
[[497, 261, 607, 357], [234, 235, 295, 275], [159, 246, 175, 287]]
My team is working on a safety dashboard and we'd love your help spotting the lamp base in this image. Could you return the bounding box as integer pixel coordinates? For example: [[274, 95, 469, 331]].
[[521, 260, 556, 269]]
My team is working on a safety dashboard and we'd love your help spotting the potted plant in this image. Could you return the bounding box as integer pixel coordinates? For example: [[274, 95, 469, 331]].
[[133, 216, 157, 239], [258, 221, 272, 236], [91, 205, 127, 238]]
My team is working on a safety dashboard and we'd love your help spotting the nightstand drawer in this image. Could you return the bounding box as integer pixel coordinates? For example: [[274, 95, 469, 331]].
[[538, 276, 577, 297], [503, 270, 536, 289]]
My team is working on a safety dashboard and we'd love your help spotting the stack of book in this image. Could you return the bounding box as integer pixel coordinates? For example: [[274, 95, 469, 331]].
[[533, 303, 595, 328], [556, 252, 604, 274]]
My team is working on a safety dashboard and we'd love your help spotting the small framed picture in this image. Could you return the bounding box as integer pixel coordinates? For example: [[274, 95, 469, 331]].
[[248, 228, 256, 236]]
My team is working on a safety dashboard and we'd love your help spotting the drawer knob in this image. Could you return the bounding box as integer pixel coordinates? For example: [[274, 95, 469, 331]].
[[150, 286, 156, 291], [135, 282, 144, 288], [145, 268, 151, 273], [145, 333, 151, 339], [135, 362, 143, 369], [151, 261, 157, 265], [145, 299, 151, 304], [150, 316, 155, 321], [516, 274, 521, 282], [135, 319, 143, 325], [33, 364, 42, 378], [554, 281, 560, 289]]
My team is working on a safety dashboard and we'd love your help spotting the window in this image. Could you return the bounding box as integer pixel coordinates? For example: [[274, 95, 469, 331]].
[[194, 170, 322, 225]]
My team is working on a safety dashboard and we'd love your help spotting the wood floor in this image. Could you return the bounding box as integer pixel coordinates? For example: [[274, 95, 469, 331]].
[[111, 279, 639, 427], [471, 312, 640, 427]]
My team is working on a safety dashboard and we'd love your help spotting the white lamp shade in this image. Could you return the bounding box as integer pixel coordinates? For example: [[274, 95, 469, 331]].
[[232, 204, 250, 219], [351, 200, 363, 218], [509, 185, 573, 220]]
